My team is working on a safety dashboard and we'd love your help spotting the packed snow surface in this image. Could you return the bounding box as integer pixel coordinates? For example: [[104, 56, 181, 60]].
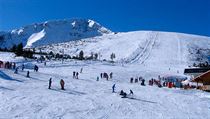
[[0, 52, 210, 119]]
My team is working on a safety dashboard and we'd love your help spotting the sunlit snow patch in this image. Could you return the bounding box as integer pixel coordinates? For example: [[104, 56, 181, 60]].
[[25, 29, 46, 48], [88, 19, 95, 27]]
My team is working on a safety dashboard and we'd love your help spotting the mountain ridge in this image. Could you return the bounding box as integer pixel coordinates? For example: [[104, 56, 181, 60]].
[[0, 18, 112, 49]]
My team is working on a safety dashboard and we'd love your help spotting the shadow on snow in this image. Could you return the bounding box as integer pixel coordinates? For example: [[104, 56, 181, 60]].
[[0, 70, 23, 82], [0, 86, 14, 91], [50, 88, 86, 96]]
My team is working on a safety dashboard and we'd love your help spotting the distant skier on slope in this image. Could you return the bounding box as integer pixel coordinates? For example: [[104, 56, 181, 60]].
[[120, 90, 124, 95], [34, 65, 39, 72], [129, 89, 133, 95], [112, 84, 116, 93], [96, 76, 99, 81], [141, 79, 145, 86], [122, 92, 127, 98], [60, 79, 65, 90], [109, 72, 113, 79], [135, 78, 138, 83], [14, 67, 18, 74], [100, 73, 103, 79], [22, 64, 25, 71], [130, 77, 134, 83], [26, 71, 30, 78], [80, 68, 83, 73], [73, 71, 76, 79], [104, 73, 108, 80], [119, 90, 127, 98], [76, 72, 79, 79], [48, 78, 52, 89]]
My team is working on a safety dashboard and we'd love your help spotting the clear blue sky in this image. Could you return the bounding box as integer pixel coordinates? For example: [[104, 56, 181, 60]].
[[0, 0, 209, 36]]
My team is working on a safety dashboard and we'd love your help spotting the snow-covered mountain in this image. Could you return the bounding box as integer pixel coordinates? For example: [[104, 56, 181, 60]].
[[0, 19, 112, 48], [0, 18, 210, 67], [37, 31, 210, 68], [1, 19, 210, 119]]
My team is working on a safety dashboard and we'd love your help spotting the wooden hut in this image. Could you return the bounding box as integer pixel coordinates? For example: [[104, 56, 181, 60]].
[[192, 70, 210, 91], [184, 67, 210, 79]]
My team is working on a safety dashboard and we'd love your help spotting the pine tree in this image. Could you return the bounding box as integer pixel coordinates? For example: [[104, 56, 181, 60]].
[[15, 43, 23, 56], [79, 50, 84, 60], [11, 44, 17, 52]]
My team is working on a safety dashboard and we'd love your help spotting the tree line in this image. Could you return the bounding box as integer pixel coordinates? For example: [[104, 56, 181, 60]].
[[0, 43, 116, 62]]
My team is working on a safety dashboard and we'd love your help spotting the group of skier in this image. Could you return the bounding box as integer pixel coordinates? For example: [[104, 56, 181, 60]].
[[112, 84, 134, 98], [149, 77, 163, 88], [130, 76, 145, 86], [13, 64, 39, 78], [34, 65, 39, 72], [0, 60, 16, 69], [48, 78, 65, 90], [73, 71, 79, 79], [100, 72, 113, 80]]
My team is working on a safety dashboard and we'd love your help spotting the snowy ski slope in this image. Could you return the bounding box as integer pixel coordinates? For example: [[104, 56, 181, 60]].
[[0, 21, 210, 118], [0, 52, 210, 119], [38, 31, 210, 70]]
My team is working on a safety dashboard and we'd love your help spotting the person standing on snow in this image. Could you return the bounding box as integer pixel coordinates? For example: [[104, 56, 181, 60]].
[[112, 84, 116, 93], [76, 72, 79, 79], [129, 89, 134, 95], [14, 67, 18, 74], [110, 72, 113, 79], [26, 71, 30, 78], [22, 64, 25, 71], [34, 65, 39, 72], [120, 90, 124, 95], [80, 68, 83, 73], [60, 79, 65, 90], [96, 76, 99, 81], [100, 73, 103, 79], [135, 78, 138, 83], [141, 79, 145, 86], [73, 71, 76, 79], [48, 78, 52, 89], [130, 77, 134, 83]]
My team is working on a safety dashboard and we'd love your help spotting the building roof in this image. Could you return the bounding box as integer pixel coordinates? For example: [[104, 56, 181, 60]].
[[192, 70, 210, 85], [184, 67, 210, 74]]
